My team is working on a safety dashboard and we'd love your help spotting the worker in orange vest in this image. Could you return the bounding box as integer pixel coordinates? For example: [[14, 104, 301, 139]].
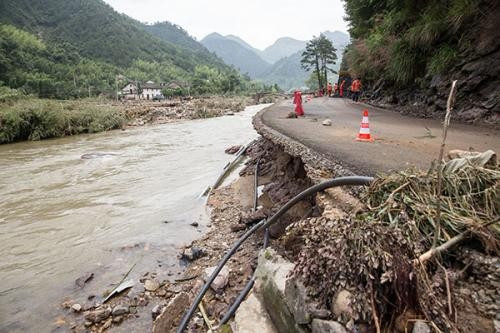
[[293, 90, 304, 116], [333, 83, 339, 96], [351, 78, 362, 102], [339, 80, 345, 97], [327, 82, 333, 97]]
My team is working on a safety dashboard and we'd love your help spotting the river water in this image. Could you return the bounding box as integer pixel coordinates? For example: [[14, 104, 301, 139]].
[[0, 104, 268, 332]]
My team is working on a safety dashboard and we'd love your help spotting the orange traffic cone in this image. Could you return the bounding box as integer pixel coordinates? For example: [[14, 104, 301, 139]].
[[356, 109, 374, 142]]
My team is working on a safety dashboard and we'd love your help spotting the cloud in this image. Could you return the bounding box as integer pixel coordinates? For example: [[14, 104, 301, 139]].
[[103, 0, 348, 49]]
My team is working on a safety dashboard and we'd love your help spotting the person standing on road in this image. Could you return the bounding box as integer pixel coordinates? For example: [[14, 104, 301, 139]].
[[339, 80, 345, 97], [351, 78, 362, 102], [327, 82, 333, 97], [293, 90, 304, 116]]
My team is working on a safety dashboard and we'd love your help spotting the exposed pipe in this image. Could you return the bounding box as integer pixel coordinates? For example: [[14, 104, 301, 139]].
[[218, 159, 266, 326], [176, 176, 374, 333]]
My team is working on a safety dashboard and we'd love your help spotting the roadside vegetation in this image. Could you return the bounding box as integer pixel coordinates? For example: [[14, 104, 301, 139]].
[[0, 89, 125, 143], [341, 0, 483, 84]]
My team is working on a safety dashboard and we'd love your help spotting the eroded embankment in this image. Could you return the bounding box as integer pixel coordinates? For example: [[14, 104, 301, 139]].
[[65, 106, 497, 333]]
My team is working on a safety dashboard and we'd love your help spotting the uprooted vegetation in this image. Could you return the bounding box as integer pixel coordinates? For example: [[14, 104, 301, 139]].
[[285, 151, 499, 332]]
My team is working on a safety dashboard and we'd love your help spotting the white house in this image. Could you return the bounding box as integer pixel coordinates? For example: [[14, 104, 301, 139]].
[[121, 82, 139, 100], [141, 81, 165, 100]]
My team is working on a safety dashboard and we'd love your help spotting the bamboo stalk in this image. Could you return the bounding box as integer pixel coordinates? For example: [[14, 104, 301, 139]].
[[433, 80, 458, 248]]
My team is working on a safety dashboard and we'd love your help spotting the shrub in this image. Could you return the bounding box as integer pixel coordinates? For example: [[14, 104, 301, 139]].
[[0, 98, 125, 143]]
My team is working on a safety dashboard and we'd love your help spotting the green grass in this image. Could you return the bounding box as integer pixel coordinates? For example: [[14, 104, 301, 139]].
[[0, 98, 125, 143]]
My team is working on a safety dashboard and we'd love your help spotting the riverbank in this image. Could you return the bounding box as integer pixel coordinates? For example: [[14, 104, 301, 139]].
[[51, 130, 498, 332], [0, 96, 264, 144]]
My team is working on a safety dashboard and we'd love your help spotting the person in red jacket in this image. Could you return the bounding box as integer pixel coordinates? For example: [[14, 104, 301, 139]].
[[339, 80, 345, 97], [327, 82, 333, 97], [293, 90, 304, 116], [351, 78, 362, 102]]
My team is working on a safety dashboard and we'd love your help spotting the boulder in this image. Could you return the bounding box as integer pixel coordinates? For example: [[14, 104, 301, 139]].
[[311, 319, 348, 333], [203, 266, 229, 292], [287, 112, 298, 119], [322, 119, 332, 126]]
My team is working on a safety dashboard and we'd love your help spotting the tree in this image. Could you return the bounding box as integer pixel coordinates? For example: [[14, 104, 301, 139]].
[[317, 35, 338, 87], [301, 37, 322, 90], [301, 35, 337, 91]]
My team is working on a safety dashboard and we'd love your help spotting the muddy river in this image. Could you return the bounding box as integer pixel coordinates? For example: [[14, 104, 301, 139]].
[[0, 104, 268, 332]]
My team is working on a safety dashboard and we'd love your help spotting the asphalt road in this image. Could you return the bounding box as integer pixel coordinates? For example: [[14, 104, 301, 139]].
[[261, 97, 500, 175]]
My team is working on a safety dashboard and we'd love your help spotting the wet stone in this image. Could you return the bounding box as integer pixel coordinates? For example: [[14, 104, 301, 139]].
[[84, 308, 111, 323], [112, 305, 129, 316]]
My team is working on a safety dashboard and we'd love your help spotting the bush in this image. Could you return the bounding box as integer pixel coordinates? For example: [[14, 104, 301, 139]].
[[0, 98, 125, 143], [427, 45, 459, 75]]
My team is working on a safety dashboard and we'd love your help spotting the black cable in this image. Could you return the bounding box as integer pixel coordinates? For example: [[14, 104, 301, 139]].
[[176, 176, 373, 333]]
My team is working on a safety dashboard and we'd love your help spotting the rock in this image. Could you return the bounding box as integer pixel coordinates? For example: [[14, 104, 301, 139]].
[[230, 223, 247, 232], [156, 289, 167, 297], [113, 315, 123, 324], [71, 304, 82, 313], [129, 306, 137, 314], [284, 277, 311, 324], [331, 290, 354, 318], [180, 247, 206, 262], [322, 119, 332, 126], [225, 145, 243, 154], [84, 308, 111, 323], [254, 248, 306, 333], [152, 292, 190, 333], [203, 266, 230, 292], [240, 209, 268, 225], [144, 279, 160, 292], [112, 305, 129, 316], [75, 272, 94, 288], [234, 292, 278, 333], [101, 318, 112, 330], [412, 321, 431, 333], [311, 319, 348, 333], [190, 221, 199, 227], [151, 304, 163, 320], [287, 112, 297, 118]]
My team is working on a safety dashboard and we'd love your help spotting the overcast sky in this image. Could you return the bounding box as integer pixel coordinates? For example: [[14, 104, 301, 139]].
[[102, 0, 348, 50]]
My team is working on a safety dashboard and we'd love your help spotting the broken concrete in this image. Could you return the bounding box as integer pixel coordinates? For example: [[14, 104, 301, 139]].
[[152, 292, 189, 333], [234, 292, 278, 333], [255, 248, 307, 333]]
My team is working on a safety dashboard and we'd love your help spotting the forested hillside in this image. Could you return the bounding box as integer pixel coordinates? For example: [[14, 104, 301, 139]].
[[341, 0, 499, 125], [0, 0, 253, 99]]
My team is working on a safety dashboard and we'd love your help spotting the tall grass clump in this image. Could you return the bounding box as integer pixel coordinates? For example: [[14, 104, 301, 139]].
[[0, 98, 125, 143]]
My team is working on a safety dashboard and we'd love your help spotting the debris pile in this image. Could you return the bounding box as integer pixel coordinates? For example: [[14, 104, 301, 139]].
[[285, 150, 499, 332], [121, 96, 252, 126]]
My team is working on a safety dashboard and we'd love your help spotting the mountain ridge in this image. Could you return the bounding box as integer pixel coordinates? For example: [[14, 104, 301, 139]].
[[201, 31, 350, 90]]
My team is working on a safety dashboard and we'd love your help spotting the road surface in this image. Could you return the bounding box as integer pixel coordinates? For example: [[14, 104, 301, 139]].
[[261, 97, 499, 175]]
